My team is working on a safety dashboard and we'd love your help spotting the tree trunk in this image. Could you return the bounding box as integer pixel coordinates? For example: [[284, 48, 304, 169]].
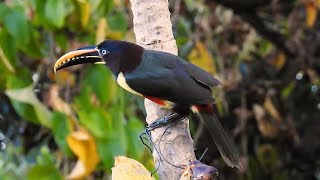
[[129, 0, 196, 179]]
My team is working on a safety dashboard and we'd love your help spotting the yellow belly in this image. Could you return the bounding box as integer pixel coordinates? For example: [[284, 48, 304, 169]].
[[117, 72, 143, 96]]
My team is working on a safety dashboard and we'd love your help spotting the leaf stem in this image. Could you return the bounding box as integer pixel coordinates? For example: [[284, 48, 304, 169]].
[[0, 48, 15, 73]]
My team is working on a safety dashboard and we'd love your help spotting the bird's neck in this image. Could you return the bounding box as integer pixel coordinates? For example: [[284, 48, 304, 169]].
[[106, 43, 144, 76]]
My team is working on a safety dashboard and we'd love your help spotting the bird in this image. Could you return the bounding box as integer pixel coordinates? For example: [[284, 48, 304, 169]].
[[54, 40, 243, 169]]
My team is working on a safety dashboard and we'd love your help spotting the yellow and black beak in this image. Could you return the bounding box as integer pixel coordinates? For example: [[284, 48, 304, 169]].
[[54, 46, 105, 73]]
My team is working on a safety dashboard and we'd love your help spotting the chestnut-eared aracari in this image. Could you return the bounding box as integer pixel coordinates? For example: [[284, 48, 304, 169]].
[[54, 40, 243, 169]]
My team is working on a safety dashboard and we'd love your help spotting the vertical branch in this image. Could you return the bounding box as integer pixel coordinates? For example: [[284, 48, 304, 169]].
[[129, 0, 196, 179]]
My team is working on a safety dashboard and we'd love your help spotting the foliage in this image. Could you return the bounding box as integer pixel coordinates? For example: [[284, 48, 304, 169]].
[[0, 0, 151, 179], [0, 0, 319, 179]]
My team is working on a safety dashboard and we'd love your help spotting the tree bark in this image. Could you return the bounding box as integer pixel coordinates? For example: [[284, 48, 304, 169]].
[[129, 0, 196, 179]]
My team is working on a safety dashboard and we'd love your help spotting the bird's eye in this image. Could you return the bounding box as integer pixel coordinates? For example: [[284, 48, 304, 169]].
[[101, 50, 109, 55]]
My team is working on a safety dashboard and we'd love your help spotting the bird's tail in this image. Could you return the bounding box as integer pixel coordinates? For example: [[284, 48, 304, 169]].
[[194, 105, 243, 169]]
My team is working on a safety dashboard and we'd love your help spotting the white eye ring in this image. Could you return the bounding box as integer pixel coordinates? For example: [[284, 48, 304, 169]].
[[101, 50, 108, 55]]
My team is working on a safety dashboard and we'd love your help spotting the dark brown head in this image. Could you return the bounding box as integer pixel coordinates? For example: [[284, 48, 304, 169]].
[[54, 40, 144, 76]]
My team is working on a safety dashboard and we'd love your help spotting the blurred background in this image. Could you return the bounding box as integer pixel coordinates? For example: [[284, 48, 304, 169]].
[[0, 0, 319, 179]]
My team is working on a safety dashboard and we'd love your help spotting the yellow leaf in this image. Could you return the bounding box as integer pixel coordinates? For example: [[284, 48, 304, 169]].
[[264, 97, 282, 122], [106, 31, 123, 40], [96, 18, 107, 43], [96, 18, 124, 42], [52, 70, 76, 87], [188, 42, 216, 74], [67, 128, 100, 180], [306, 68, 319, 83], [112, 156, 154, 180], [45, 85, 73, 116], [180, 166, 192, 180], [305, 1, 318, 27], [114, 0, 123, 8], [78, 0, 91, 27], [271, 52, 286, 70], [253, 104, 279, 139]]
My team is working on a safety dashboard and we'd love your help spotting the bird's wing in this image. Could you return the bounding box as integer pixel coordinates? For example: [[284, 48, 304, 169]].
[[144, 50, 221, 89], [124, 51, 215, 105], [183, 62, 222, 89]]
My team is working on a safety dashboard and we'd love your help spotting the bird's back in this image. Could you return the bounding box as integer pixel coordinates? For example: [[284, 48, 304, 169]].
[[125, 50, 218, 105]]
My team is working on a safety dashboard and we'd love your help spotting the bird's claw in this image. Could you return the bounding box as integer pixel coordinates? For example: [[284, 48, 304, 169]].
[[139, 112, 186, 151], [146, 112, 182, 131], [138, 130, 153, 153]]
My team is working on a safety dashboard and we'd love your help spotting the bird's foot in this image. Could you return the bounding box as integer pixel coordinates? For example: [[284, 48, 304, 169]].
[[146, 112, 186, 131], [138, 112, 186, 153], [138, 113, 187, 175]]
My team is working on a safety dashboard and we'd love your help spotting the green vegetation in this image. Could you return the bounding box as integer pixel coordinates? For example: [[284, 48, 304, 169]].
[[0, 0, 319, 179]]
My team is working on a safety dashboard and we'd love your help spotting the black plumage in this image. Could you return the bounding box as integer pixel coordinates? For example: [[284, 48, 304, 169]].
[[124, 50, 218, 105], [54, 40, 243, 169]]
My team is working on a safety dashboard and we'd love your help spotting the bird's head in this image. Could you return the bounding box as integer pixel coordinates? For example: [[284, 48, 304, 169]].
[[54, 40, 144, 75]]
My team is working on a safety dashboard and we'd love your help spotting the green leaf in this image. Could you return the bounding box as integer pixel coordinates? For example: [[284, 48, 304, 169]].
[[74, 86, 94, 110], [27, 146, 62, 180], [19, 30, 44, 58], [78, 108, 112, 138], [183, 0, 196, 11], [11, 101, 39, 124], [281, 81, 296, 99], [44, 0, 68, 28], [55, 33, 69, 51], [27, 165, 62, 180], [36, 146, 54, 165], [5, 68, 32, 89], [4, 72, 43, 125], [0, 3, 9, 19], [5, 70, 35, 124], [126, 118, 145, 159], [51, 112, 72, 155], [258, 38, 273, 56], [83, 65, 116, 104], [3, 7, 30, 45], [5, 85, 52, 128], [97, 0, 113, 15], [97, 107, 127, 170], [109, 106, 126, 131], [0, 67, 6, 92], [107, 11, 128, 32], [30, 0, 46, 27], [97, 135, 126, 170], [0, 25, 18, 68], [176, 18, 192, 38]]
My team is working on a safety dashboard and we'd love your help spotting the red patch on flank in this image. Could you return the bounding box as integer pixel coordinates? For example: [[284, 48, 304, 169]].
[[194, 104, 214, 113], [145, 96, 166, 106]]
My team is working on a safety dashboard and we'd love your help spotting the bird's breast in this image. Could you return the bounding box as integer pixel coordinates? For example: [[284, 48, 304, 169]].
[[117, 72, 143, 96], [116, 72, 174, 108]]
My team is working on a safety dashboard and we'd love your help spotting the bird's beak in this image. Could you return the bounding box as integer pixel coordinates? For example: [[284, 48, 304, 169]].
[[53, 45, 105, 73]]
